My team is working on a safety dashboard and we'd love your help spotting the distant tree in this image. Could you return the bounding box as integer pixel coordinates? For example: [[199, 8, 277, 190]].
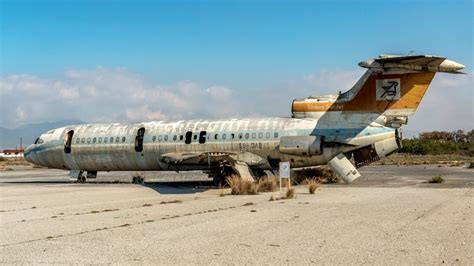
[[400, 129, 474, 156]]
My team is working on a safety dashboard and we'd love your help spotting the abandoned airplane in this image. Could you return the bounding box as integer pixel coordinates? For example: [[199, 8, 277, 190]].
[[24, 54, 465, 184]]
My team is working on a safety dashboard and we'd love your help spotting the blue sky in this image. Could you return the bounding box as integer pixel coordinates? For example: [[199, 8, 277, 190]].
[[0, 0, 472, 135]]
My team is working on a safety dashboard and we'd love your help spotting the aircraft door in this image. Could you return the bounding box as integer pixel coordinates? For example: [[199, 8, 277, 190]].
[[185, 131, 192, 144], [135, 127, 145, 152], [64, 130, 74, 154]]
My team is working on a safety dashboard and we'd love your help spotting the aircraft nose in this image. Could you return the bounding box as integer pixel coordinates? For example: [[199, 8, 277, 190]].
[[24, 145, 35, 163]]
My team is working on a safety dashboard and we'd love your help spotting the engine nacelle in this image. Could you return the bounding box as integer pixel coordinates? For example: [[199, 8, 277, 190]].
[[279, 136, 323, 157], [353, 137, 401, 168]]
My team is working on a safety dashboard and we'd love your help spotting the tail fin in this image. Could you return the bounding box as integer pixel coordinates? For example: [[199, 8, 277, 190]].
[[292, 54, 465, 123]]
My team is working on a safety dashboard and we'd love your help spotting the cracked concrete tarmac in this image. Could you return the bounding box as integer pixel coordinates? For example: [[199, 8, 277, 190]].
[[0, 165, 473, 264]]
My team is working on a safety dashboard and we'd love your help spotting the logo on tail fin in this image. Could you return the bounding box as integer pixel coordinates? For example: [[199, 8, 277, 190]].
[[376, 79, 401, 101]]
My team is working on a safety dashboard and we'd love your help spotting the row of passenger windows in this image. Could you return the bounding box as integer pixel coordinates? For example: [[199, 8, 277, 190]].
[[74, 132, 280, 145], [151, 132, 279, 142], [76, 137, 126, 144]]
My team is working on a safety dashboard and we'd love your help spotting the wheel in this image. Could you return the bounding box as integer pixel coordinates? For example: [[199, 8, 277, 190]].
[[80, 176, 86, 183], [132, 176, 137, 184], [139, 177, 144, 184]]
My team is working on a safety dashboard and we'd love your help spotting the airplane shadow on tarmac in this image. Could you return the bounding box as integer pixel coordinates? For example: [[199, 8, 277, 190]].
[[1, 180, 215, 194], [142, 181, 214, 194]]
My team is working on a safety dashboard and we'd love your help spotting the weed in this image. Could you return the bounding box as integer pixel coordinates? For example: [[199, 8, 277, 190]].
[[226, 175, 258, 195], [429, 175, 445, 183], [285, 188, 296, 199], [307, 179, 320, 194], [293, 167, 339, 184], [242, 202, 254, 206], [142, 203, 153, 207], [102, 209, 119, 212], [257, 177, 277, 192], [160, 200, 183, 204]]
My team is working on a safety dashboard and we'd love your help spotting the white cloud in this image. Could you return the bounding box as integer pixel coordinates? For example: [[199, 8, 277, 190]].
[[0, 67, 471, 135], [403, 71, 473, 136], [0, 67, 245, 128]]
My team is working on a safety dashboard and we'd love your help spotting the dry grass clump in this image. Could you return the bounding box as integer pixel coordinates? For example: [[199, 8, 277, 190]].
[[285, 188, 296, 199], [307, 179, 320, 194], [429, 175, 445, 183], [160, 200, 183, 204], [270, 189, 296, 201], [293, 167, 339, 184], [226, 175, 258, 195], [257, 177, 278, 192]]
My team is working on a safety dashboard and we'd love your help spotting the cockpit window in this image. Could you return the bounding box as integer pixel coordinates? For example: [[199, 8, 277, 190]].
[[34, 138, 44, 144]]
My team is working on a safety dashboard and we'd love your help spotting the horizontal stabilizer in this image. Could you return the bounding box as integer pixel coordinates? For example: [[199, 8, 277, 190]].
[[359, 54, 465, 74]]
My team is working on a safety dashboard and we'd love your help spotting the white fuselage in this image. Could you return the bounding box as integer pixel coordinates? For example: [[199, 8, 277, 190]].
[[24, 117, 395, 172]]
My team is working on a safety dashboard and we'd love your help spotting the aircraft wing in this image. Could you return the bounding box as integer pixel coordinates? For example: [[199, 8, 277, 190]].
[[159, 151, 266, 166]]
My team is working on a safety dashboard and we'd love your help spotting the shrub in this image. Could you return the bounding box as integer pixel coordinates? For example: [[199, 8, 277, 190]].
[[257, 177, 278, 192], [429, 175, 445, 183], [293, 167, 339, 184], [307, 179, 319, 194], [226, 175, 258, 195], [285, 188, 296, 199]]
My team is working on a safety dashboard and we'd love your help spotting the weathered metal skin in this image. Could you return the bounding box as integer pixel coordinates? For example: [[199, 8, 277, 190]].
[[23, 54, 465, 182], [25, 117, 394, 171]]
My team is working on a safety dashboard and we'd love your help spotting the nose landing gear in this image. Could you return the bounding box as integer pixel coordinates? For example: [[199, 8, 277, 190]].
[[68, 170, 97, 183]]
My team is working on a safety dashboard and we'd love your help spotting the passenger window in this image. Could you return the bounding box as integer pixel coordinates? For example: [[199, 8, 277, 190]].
[[109, 137, 114, 143], [104, 137, 108, 143], [76, 138, 80, 144], [93, 137, 97, 143], [258, 133, 263, 139], [99, 137, 102, 143], [266, 132, 270, 138], [158, 135, 163, 141], [231, 133, 235, 139], [115, 137, 119, 143], [152, 136, 156, 142], [193, 135, 197, 140], [245, 133, 249, 139], [87, 138, 91, 143], [214, 134, 219, 140], [179, 135, 184, 141], [239, 133, 243, 139], [274, 132, 279, 138], [82, 138, 85, 143], [122, 137, 126, 142], [251, 133, 256, 139], [223, 134, 227, 140], [173, 135, 177, 141], [164, 135, 168, 141]]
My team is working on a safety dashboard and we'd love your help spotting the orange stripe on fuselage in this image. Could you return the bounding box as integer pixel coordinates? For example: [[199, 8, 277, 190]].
[[292, 72, 435, 113]]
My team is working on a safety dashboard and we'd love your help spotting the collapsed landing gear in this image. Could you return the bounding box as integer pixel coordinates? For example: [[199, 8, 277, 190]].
[[78, 175, 86, 183], [132, 176, 144, 184], [213, 174, 227, 187]]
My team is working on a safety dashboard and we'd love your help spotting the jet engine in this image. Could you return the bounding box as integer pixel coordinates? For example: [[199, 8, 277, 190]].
[[352, 137, 401, 168], [279, 136, 323, 157]]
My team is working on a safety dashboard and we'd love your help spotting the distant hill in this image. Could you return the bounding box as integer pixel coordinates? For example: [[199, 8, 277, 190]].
[[0, 120, 85, 149]]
